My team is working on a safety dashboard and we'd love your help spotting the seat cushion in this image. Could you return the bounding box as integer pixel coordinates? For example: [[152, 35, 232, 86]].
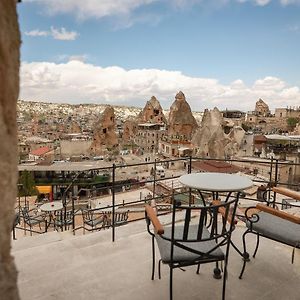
[[155, 225, 224, 264], [247, 211, 300, 247]]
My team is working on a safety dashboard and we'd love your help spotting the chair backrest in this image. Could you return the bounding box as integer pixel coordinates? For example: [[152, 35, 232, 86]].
[[169, 197, 239, 254]]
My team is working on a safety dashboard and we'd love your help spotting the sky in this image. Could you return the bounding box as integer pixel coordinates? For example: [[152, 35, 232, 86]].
[[18, 0, 300, 112]]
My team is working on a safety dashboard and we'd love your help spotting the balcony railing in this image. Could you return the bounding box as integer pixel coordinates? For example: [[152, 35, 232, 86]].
[[15, 156, 300, 241]]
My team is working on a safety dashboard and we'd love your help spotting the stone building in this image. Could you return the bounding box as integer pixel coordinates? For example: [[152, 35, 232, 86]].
[[134, 123, 166, 154]]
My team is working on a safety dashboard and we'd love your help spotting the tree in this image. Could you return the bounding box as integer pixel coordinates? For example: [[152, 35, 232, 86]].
[[287, 117, 299, 129], [19, 170, 37, 196]]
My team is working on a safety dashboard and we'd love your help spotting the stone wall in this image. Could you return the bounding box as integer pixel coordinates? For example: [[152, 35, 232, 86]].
[[0, 1, 20, 299]]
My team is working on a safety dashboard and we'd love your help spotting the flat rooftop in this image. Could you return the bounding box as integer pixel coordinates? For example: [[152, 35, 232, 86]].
[[12, 216, 300, 300]]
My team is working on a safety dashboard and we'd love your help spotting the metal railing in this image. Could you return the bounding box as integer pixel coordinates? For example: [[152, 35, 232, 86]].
[[15, 156, 300, 240]]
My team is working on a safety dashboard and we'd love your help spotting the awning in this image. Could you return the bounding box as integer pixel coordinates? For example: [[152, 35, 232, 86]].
[[36, 186, 52, 194]]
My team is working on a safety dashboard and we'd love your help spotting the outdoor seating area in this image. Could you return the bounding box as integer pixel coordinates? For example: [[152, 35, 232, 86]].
[[12, 165, 300, 299], [12, 213, 300, 300]]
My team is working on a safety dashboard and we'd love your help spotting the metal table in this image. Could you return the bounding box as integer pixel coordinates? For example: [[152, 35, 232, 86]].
[[179, 172, 253, 265], [40, 201, 64, 230], [179, 172, 253, 203]]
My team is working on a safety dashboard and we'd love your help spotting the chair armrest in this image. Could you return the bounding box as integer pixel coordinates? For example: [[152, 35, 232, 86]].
[[212, 200, 238, 224], [272, 187, 300, 201], [256, 203, 300, 224], [145, 205, 164, 235]]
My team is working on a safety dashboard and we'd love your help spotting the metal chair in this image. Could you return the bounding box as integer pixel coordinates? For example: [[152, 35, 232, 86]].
[[239, 187, 300, 279], [145, 197, 239, 300], [21, 207, 47, 235], [54, 209, 74, 231], [81, 208, 108, 233]]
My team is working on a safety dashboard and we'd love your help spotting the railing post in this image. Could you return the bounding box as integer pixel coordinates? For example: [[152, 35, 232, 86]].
[[153, 159, 157, 199], [71, 194, 75, 234], [273, 159, 279, 208], [112, 164, 116, 242], [188, 156, 192, 174]]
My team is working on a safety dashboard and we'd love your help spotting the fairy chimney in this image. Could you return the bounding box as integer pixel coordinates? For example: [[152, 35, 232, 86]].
[[90, 106, 118, 154], [255, 99, 270, 116], [138, 96, 167, 124], [168, 91, 198, 140]]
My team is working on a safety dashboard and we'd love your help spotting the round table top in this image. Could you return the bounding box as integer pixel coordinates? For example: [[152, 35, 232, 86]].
[[40, 201, 63, 212], [179, 172, 253, 192]]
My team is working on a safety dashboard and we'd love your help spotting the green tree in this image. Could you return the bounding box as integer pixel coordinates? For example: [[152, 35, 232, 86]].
[[287, 117, 299, 129], [19, 170, 37, 196]]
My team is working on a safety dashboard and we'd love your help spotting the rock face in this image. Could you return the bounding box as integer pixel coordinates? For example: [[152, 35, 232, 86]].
[[168, 91, 198, 139], [0, 1, 20, 299], [90, 106, 118, 154], [137, 96, 167, 124], [192, 108, 245, 159], [122, 118, 138, 143], [255, 98, 270, 116]]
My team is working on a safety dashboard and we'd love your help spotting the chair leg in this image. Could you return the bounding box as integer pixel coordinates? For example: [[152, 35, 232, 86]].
[[151, 235, 155, 280], [213, 262, 222, 279], [169, 266, 173, 300], [158, 259, 162, 279], [239, 230, 250, 279], [196, 263, 201, 274], [253, 233, 260, 258], [222, 257, 229, 300]]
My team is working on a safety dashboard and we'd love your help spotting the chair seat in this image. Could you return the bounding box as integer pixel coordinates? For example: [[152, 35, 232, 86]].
[[247, 211, 300, 247], [156, 225, 224, 264], [85, 218, 103, 227]]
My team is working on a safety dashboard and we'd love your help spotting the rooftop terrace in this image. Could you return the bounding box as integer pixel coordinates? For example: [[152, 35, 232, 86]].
[[13, 214, 300, 300]]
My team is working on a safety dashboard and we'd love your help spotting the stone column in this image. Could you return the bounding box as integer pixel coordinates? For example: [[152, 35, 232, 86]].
[[0, 1, 21, 299]]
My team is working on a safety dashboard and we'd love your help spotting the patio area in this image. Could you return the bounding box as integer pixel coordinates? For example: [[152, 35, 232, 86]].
[[12, 215, 300, 300]]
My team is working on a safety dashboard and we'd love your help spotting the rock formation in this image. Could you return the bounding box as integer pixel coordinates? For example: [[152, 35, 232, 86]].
[[255, 98, 270, 116], [122, 118, 138, 143], [192, 107, 246, 159], [90, 106, 118, 154], [0, 1, 21, 299], [137, 96, 167, 124], [168, 91, 198, 140]]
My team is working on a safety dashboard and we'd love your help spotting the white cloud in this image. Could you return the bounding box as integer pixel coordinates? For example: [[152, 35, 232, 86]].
[[20, 61, 300, 111], [50, 26, 78, 40], [24, 29, 49, 37], [23, 27, 78, 41], [25, 0, 158, 20], [280, 0, 300, 5]]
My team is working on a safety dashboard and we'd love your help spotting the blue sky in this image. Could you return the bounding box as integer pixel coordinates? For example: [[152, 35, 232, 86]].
[[18, 0, 300, 111]]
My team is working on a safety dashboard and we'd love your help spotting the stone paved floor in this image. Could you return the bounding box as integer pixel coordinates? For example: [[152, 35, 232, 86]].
[[12, 217, 300, 300]]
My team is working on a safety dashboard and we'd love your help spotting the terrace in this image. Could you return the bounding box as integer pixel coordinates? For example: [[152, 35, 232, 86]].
[[13, 157, 300, 300]]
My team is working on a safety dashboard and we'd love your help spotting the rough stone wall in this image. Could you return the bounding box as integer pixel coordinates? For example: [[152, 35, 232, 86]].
[[0, 1, 20, 299], [192, 108, 246, 159]]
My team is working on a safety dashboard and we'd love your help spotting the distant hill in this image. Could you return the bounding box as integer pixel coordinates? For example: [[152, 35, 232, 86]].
[[17, 100, 203, 124]]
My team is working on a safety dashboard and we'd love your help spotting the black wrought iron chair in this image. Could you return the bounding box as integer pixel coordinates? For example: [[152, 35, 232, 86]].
[[99, 210, 130, 228], [239, 187, 300, 279], [81, 208, 108, 233], [54, 209, 74, 231], [145, 197, 239, 300], [21, 207, 47, 235]]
